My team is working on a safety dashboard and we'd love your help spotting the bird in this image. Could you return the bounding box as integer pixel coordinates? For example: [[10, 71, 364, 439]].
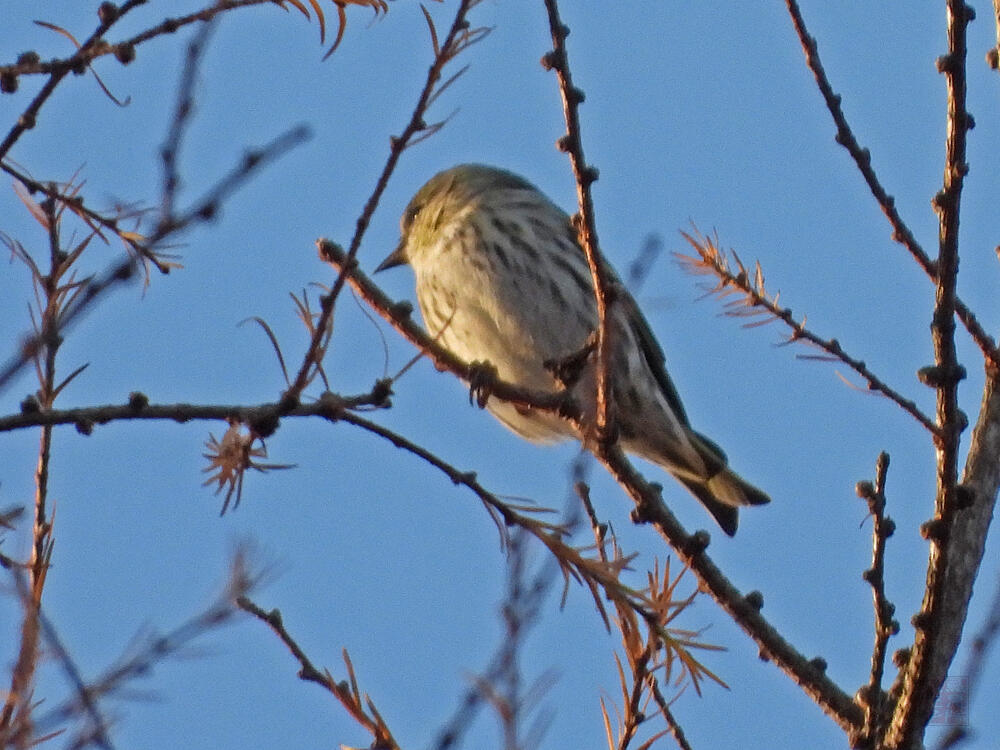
[[376, 164, 769, 535]]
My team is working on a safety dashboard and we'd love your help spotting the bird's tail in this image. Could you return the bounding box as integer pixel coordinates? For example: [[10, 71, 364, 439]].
[[671, 431, 770, 537], [675, 469, 768, 537]]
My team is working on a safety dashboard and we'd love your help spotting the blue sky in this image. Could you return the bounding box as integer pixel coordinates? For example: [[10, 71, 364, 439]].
[[2, 2, 999, 748]]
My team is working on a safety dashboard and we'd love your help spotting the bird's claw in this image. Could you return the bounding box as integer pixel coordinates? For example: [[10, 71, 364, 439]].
[[544, 333, 597, 387], [467, 360, 498, 408]]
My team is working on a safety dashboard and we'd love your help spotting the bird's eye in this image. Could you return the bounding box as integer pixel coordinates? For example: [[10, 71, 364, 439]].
[[403, 203, 422, 230]]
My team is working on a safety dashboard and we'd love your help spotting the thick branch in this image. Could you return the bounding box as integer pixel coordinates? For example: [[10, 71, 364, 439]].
[[319, 245, 862, 731], [886, 3, 974, 746], [887, 370, 999, 749]]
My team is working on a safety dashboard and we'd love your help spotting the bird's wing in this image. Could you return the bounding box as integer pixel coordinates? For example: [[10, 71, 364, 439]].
[[616, 285, 693, 429]]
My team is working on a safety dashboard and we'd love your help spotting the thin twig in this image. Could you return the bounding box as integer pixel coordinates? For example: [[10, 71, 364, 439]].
[[285, 0, 488, 399], [334, 405, 557, 542], [649, 679, 693, 750], [0, 389, 677, 656], [0, 0, 148, 161], [0, 126, 310, 395], [855, 452, 898, 748], [431, 529, 561, 750], [589, 510, 697, 750], [539, 0, 613, 443], [431, 460, 587, 750], [0, 193, 66, 741], [237, 596, 403, 750], [4, 568, 115, 750], [340, 407, 723, 689], [0, 1, 287, 86], [25, 551, 256, 746], [1, 163, 158, 267], [677, 230, 938, 435], [159, 10, 220, 223]]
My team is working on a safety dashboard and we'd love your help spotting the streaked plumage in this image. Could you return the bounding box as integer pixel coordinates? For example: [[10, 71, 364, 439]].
[[377, 164, 769, 535]]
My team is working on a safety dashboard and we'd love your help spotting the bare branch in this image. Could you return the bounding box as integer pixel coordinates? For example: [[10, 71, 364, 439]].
[[0, 190, 71, 739], [159, 12, 219, 222], [317, 239, 575, 419], [596, 443, 863, 734], [1, 548, 256, 748], [321, 226, 860, 728], [285, 0, 489, 400], [677, 230, 938, 434], [237, 596, 404, 750], [0, 126, 310, 396], [854, 452, 899, 748], [783, 0, 999, 370], [886, 3, 975, 745], [540, 0, 613, 442], [934, 571, 1000, 749], [0, 0, 149, 162]]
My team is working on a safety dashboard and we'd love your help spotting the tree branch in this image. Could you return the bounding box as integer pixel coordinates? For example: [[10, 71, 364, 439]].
[[285, 0, 488, 399], [539, 0, 613, 441], [595, 443, 863, 734], [317, 239, 575, 419], [783, 0, 999, 371], [677, 230, 939, 435], [886, 3, 975, 745], [320, 215, 864, 734], [855, 452, 899, 747]]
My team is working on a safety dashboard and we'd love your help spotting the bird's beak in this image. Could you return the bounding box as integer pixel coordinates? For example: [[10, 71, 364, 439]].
[[375, 238, 408, 272]]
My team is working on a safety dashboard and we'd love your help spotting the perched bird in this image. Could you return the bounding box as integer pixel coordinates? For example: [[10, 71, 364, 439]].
[[376, 164, 769, 535]]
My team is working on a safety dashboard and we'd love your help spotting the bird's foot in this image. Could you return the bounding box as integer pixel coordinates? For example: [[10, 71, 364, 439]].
[[544, 332, 597, 387], [467, 360, 498, 408]]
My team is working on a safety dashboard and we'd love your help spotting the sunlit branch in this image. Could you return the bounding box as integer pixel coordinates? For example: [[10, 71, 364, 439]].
[[677, 230, 938, 435], [539, 0, 613, 443]]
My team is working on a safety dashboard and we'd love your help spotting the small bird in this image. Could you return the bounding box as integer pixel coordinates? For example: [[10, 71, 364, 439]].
[[376, 164, 769, 535]]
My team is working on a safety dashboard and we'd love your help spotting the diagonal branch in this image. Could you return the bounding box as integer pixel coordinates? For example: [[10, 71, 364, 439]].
[[237, 596, 403, 750], [0, 126, 309, 396], [317, 239, 575, 419], [319, 240, 864, 731], [285, 0, 488, 400], [595, 443, 863, 734], [677, 230, 938, 434], [0, 0, 152, 162], [783, 0, 999, 371]]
